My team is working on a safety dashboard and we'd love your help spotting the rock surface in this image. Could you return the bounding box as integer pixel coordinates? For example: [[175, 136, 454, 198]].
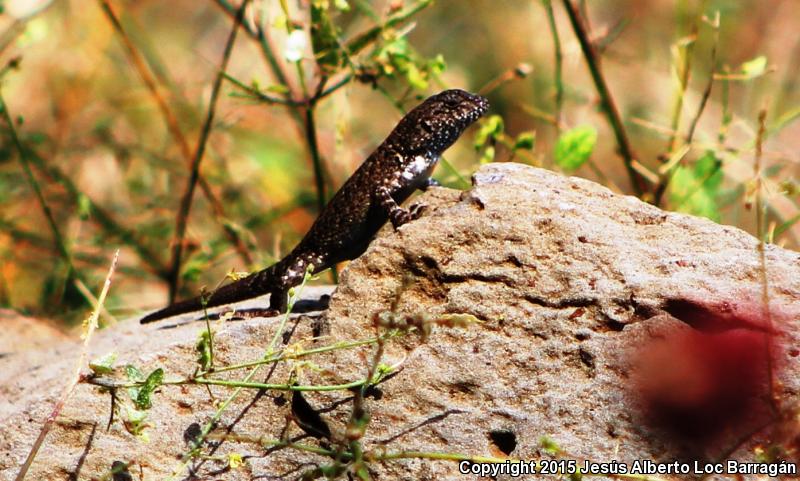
[[2, 163, 799, 481]]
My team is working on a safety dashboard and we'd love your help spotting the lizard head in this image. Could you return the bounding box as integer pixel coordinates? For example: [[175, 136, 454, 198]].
[[389, 89, 489, 156]]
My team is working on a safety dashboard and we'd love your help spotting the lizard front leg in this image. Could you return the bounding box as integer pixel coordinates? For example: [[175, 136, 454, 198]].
[[376, 185, 426, 229]]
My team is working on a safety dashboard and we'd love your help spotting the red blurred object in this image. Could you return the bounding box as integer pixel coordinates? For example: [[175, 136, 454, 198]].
[[631, 299, 784, 456]]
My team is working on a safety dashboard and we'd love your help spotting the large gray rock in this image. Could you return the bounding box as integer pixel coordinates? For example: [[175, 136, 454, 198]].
[[2, 163, 799, 481]]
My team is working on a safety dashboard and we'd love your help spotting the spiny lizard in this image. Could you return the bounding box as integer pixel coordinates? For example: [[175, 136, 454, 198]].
[[140, 89, 489, 324]]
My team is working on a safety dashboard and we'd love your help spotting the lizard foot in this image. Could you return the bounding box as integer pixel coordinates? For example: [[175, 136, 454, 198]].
[[409, 202, 428, 220], [389, 203, 428, 229], [389, 208, 413, 229]]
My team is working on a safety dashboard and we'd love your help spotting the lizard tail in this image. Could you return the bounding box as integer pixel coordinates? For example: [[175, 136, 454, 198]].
[[139, 266, 279, 324]]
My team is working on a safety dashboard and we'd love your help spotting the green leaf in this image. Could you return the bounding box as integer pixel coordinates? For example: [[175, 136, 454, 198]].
[[27, 132, 47, 144], [134, 368, 164, 410], [554, 125, 597, 171], [375, 36, 410, 72], [513, 131, 536, 151], [539, 435, 561, 455], [474, 115, 504, 150], [266, 84, 290, 94], [125, 364, 145, 403], [310, 1, 341, 71], [123, 405, 150, 441], [77, 193, 91, 220], [763, 163, 784, 178], [196, 330, 212, 372], [125, 364, 145, 382], [334, 0, 350, 11], [427, 54, 446, 75], [693, 151, 723, 189], [775, 214, 800, 238], [668, 150, 723, 221], [740, 55, 767, 78], [479, 145, 495, 164], [404, 63, 427, 90], [89, 352, 117, 375]]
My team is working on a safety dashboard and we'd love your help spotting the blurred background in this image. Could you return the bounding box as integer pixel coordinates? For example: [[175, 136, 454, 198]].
[[0, 0, 797, 325]]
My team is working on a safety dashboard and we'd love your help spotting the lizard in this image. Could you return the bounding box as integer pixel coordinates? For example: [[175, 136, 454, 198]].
[[140, 89, 489, 324]]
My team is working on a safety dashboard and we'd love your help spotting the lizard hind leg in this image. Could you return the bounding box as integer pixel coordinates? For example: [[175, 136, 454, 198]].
[[268, 287, 289, 313], [268, 255, 317, 313]]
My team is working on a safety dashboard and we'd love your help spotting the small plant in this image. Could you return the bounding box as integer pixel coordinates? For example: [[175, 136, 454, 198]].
[[82, 268, 494, 479]]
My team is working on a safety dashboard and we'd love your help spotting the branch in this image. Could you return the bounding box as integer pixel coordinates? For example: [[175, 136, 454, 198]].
[[542, 0, 564, 132], [561, 0, 649, 196]]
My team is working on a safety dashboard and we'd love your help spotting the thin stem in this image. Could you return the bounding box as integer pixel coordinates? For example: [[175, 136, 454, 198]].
[[226, 71, 353, 107], [74, 278, 119, 325], [718, 66, 732, 144], [15, 251, 119, 481], [664, 4, 702, 156], [304, 106, 328, 213], [754, 109, 778, 412], [195, 375, 378, 392], [202, 307, 216, 372], [0, 20, 26, 57], [212, 0, 297, 96], [655, 11, 719, 207], [208, 432, 341, 457], [281, 0, 329, 216], [542, 0, 564, 132], [90, 375, 376, 392], [212, 331, 398, 374], [561, 0, 648, 196], [478, 64, 532, 96], [685, 12, 719, 145], [167, 0, 249, 302]]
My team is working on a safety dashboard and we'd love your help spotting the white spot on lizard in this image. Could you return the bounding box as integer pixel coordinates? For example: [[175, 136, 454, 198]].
[[402, 155, 432, 180]]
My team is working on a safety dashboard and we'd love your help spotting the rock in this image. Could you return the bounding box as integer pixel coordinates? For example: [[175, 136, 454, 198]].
[[0, 310, 70, 420], [2, 163, 799, 481]]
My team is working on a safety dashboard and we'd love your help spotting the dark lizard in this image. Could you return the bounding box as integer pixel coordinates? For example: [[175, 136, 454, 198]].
[[140, 89, 489, 324]]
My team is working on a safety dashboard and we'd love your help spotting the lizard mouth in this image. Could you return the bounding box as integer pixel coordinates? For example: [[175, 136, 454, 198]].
[[474, 95, 490, 115], [466, 94, 490, 124]]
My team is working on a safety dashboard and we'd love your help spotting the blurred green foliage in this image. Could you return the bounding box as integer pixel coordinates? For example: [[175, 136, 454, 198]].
[[0, 0, 797, 324], [554, 125, 596, 172]]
